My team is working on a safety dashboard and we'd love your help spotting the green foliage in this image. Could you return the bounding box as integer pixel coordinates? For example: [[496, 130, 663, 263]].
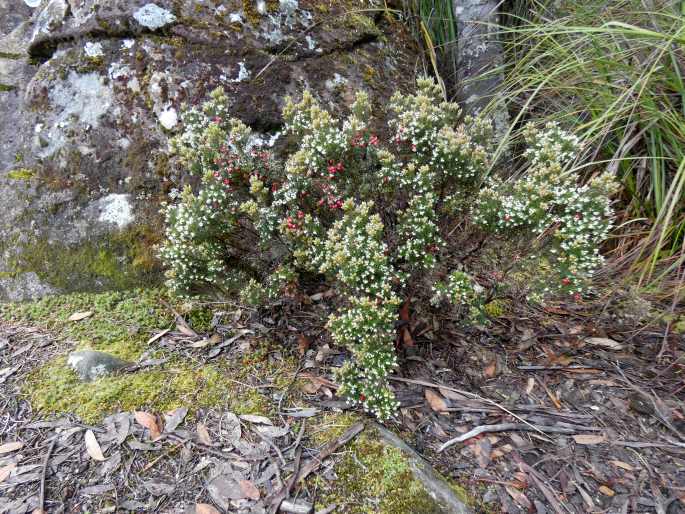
[[401, 0, 458, 84], [160, 77, 615, 419]]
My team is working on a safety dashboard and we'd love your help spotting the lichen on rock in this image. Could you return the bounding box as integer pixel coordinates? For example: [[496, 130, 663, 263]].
[[132, 3, 177, 30]]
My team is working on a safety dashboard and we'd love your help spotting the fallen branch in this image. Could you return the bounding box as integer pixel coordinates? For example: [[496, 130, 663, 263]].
[[438, 422, 600, 452]]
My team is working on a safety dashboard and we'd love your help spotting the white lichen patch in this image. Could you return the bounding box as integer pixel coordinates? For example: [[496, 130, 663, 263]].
[[158, 106, 178, 130], [50, 71, 113, 127], [108, 62, 141, 92], [121, 39, 135, 50], [133, 3, 176, 30], [230, 62, 251, 83], [41, 70, 113, 157], [325, 73, 348, 90], [84, 41, 104, 58], [97, 194, 134, 229], [279, 0, 298, 18]]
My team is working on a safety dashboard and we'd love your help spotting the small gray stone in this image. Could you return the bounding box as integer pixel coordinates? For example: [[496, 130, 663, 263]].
[[67, 350, 131, 381]]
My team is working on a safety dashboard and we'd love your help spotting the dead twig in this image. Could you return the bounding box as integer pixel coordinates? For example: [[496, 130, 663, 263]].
[[513, 454, 570, 514], [38, 438, 58, 514], [268, 422, 364, 513], [254, 427, 288, 467], [438, 422, 600, 452]]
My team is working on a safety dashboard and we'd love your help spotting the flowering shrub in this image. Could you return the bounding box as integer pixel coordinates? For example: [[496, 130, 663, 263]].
[[160, 78, 616, 419]]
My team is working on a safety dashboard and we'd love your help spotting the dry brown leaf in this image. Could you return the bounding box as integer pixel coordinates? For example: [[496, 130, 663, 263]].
[[0, 441, 23, 454], [401, 327, 415, 348], [425, 389, 448, 413], [491, 443, 513, 459], [573, 434, 606, 445], [512, 471, 528, 489], [147, 328, 171, 345], [297, 334, 311, 356], [134, 411, 162, 440], [609, 460, 635, 471], [505, 485, 533, 510], [239, 479, 260, 500], [68, 310, 93, 322], [0, 463, 16, 483], [176, 318, 197, 337], [191, 339, 212, 349], [84, 430, 106, 461], [239, 414, 273, 425], [438, 387, 467, 401], [196, 423, 212, 445], [314, 344, 334, 363], [195, 504, 221, 514], [483, 361, 497, 378], [300, 380, 321, 394], [599, 485, 615, 497], [585, 337, 623, 351]]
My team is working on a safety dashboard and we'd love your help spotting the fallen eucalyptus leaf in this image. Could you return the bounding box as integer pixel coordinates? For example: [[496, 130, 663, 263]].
[[68, 311, 93, 321], [85, 430, 106, 461], [134, 411, 162, 440], [239, 414, 273, 425], [0, 441, 23, 454]]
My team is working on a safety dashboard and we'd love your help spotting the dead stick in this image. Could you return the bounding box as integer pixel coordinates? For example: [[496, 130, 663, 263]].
[[38, 438, 57, 513], [515, 458, 568, 514], [438, 423, 601, 452], [269, 446, 302, 514]]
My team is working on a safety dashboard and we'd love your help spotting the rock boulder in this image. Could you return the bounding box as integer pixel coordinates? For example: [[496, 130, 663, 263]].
[[0, 0, 418, 300]]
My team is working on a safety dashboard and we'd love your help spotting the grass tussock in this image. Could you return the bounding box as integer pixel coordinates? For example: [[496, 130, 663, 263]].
[[492, 0, 685, 303]]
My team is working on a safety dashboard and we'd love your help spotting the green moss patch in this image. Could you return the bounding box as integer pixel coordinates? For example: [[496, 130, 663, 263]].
[[27, 358, 239, 423], [6, 168, 35, 181], [308, 416, 463, 514], [1, 289, 289, 423]]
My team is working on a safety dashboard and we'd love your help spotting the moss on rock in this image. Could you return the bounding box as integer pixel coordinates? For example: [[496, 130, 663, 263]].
[[5, 225, 163, 294], [308, 416, 470, 514]]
